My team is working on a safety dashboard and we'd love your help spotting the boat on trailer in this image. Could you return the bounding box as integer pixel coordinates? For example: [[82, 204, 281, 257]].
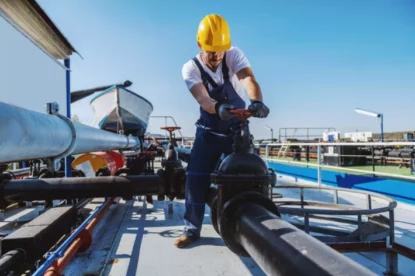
[[90, 85, 154, 136]]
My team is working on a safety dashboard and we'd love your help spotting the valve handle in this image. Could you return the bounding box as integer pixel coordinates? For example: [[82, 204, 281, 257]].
[[229, 109, 253, 120], [160, 126, 181, 143], [160, 126, 181, 132]]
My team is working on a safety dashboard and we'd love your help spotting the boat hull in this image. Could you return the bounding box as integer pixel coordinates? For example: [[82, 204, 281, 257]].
[[90, 86, 153, 136]]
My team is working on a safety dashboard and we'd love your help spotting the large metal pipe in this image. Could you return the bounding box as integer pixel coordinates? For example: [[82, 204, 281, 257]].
[[0, 101, 140, 163], [1, 175, 162, 201], [234, 203, 376, 276]]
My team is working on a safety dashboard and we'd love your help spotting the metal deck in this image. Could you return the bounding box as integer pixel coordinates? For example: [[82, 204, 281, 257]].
[[61, 197, 265, 276], [57, 173, 415, 276]]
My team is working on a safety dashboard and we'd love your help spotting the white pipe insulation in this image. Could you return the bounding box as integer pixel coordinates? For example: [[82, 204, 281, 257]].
[[0, 101, 140, 163]]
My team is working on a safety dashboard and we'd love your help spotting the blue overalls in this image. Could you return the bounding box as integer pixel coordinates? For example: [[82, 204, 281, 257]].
[[183, 53, 250, 238]]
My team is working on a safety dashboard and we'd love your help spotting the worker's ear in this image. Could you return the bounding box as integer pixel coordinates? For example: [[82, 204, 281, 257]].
[[197, 42, 202, 50]]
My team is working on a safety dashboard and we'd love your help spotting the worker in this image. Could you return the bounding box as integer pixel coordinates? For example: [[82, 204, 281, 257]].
[[175, 14, 270, 248]]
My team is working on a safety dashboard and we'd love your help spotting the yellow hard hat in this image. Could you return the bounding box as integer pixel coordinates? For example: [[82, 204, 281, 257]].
[[197, 14, 231, 52]]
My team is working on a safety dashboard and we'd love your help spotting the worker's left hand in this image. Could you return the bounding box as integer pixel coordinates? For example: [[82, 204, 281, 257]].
[[215, 102, 235, 120], [248, 100, 269, 118]]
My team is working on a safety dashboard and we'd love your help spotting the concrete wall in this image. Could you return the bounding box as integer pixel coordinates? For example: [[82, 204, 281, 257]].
[[0, 16, 67, 115]]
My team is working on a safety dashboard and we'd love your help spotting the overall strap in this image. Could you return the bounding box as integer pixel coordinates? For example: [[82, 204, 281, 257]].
[[192, 57, 218, 89], [221, 52, 229, 82], [192, 52, 230, 90]]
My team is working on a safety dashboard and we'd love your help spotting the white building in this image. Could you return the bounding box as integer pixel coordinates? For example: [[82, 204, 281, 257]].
[[344, 132, 373, 142]]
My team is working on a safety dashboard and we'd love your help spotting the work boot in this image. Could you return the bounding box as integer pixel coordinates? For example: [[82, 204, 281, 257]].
[[174, 235, 198, 248]]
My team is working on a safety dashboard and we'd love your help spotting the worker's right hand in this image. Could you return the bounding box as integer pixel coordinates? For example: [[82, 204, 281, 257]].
[[215, 102, 235, 120]]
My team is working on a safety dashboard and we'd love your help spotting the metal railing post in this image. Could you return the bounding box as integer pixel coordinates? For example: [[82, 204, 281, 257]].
[[317, 144, 322, 186], [265, 144, 269, 162]]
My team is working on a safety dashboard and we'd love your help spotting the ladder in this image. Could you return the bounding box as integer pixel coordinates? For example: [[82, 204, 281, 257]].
[[278, 141, 291, 158]]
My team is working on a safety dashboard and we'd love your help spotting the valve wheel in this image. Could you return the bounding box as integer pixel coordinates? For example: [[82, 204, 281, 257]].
[[229, 109, 252, 120], [160, 126, 181, 132]]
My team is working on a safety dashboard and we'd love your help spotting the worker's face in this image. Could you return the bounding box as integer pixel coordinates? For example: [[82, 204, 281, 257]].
[[198, 44, 224, 69]]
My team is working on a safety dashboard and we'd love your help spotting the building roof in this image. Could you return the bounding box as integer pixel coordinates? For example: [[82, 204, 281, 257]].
[[0, 0, 79, 60]]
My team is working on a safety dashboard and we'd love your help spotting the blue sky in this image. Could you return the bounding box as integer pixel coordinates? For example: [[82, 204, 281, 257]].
[[37, 0, 415, 139]]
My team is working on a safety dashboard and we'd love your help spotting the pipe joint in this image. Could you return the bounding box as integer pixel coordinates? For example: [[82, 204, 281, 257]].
[[52, 112, 77, 160], [44, 102, 77, 167]]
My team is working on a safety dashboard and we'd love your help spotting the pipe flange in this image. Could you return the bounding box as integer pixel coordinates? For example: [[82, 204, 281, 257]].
[[219, 191, 280, 257], [52, 113, 77, 161]]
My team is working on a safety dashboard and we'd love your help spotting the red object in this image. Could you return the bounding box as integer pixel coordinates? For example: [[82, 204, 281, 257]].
[[72, 151, 125, 176], [160, 126, 181, 132], [139, 151, 158, 156], [160, 126, 181, 138], [105, 150, 125, 171], [230, 109, 253, 120]]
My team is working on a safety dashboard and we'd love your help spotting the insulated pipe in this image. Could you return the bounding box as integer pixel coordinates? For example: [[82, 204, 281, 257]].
[[0, 101, 140, 163], [234, 203, 376, 276], [1, 175, 162, 201]]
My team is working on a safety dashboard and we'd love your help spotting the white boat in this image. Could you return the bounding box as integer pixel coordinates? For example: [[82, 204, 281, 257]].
[[90, 85, 153, 136]]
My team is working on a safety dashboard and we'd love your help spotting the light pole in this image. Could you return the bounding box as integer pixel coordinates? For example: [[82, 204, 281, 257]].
[[355, 108, 383, 142], [265, 125, 274, 141]]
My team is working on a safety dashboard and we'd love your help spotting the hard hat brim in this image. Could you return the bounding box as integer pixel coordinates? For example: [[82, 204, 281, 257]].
[[198, 39, 231, 52]]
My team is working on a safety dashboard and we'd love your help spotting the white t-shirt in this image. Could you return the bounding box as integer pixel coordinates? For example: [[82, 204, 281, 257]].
[[182, 46, 250, 101]]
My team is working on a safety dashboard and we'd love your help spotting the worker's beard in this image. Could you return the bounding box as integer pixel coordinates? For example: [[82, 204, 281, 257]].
[[201, 53, 223, 71]]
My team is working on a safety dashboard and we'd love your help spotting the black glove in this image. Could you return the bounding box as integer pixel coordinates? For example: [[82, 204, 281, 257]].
[[248, 100, 269, 118], [215, 101, 235, 120]]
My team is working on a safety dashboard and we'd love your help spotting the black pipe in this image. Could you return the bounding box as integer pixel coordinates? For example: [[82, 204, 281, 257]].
[[206, 186, 219, 234], [0, 249, 26, 275], [1, 175, 162, 201], [234, 203, 375, 276]]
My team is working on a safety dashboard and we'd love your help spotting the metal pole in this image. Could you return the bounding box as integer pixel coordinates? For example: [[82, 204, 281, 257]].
[[380, 114, 384, 142], [265, 144, 269, 162], [64, 58, 72, 177], [1, 175, 162, 201], [234, 203, 376, 276], [0, 101, 140, 163], [317, 144, 322, 185]]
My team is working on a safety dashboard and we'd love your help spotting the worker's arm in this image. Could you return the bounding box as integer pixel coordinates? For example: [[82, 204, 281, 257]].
[[189, 83, 235, 120], [236, 66, 263, 102], [182, 60, 234, 119], [182, 61, 218, 114], [236, 67, 269, 118], [230, 48, 269, 118], [189, 83, 217, 114]]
